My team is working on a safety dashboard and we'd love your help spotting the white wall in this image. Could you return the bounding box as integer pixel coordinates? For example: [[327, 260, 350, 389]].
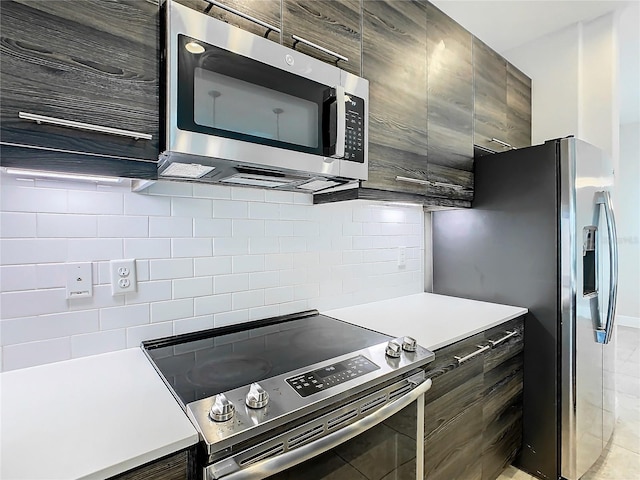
[[617, 122, 640, 326], [0, 174, 424, 371]]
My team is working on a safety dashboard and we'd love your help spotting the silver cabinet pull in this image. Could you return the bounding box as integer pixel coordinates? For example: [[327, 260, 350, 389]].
[[291, 35, 348, 63], [488, 330, 517, 347], [203, 0, 280, 36], [395, 176, 465, 191], [490, 138, 516, 149], [18, 112, 152, 140], [454, 345, 490, 364]]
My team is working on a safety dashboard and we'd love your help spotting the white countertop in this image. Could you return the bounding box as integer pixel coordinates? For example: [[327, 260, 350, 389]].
[[325, 293, 527, 351], [0, 348, 198, 480]]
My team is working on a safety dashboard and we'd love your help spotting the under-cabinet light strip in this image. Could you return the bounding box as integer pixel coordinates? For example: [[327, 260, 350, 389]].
[[3, 168, 123, 184]]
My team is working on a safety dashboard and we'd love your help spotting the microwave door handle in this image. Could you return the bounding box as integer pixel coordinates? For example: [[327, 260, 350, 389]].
[[594, 191, 618, 344], [332, 85, 346, 159]]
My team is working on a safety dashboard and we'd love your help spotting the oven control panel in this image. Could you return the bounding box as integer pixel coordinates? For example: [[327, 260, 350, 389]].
[[286, 355, 379, 398]]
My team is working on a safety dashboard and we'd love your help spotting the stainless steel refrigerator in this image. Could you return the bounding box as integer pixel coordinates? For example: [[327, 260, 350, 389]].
[[432, 137, 618, 480]]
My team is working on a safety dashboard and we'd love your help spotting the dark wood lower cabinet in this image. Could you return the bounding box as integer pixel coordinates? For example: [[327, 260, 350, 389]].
[[423, 316, 524, 480], [108, 447, 197, 480]]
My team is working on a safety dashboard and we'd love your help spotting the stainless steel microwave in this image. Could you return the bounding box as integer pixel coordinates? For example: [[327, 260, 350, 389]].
[[159, 1, 369, 192]]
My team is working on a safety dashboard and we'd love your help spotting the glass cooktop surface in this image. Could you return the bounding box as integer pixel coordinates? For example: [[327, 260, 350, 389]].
[[144, 313, 391, 406]]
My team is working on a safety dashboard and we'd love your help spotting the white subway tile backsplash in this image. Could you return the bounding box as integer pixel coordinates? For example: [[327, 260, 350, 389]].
[[68, 190, 123, 215], [124, 238, 171, 259], [213, 200, 248, 219], [173, 277, 213, 299], [232, 255, 265, 274], [213, 237, 249, 256], [38, 214, 97, 238], [194, 294, 232, 316], [126, 322, 173, 348], [68, 239, 122, 261], [100, 304, 149, 330], [172, 238, 213, 258], [150, 299, 193, 323], [248, 202, 279, 220], [98, 216, 148, 238], [249, 271, 279, 289], [192, 184, 231, 199], [1, 212, 37, 237], [0, 173, 424, 371], [1, 185, 67, 213], [264, 286, 294, 305], [194, 218, 232, 238], [125, 193, 171, 216], [172, 197, 213, 218], [1, 238, 67, 265], [214, 273, 249, 294], [71, 329, 126, 358], [149, 216, 193, 238], [149, 258, 193, 280], [194, 257, 232, 277], [3, 337, 71, 371], [1, 310, 99, 346], [0, 265, 36, 291]]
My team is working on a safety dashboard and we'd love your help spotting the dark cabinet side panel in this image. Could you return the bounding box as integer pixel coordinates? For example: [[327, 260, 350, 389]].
[[506, 63, 532, 149], [109, 448, 196, 480], [426, 2, 473, 200], [175, 0, 282, 42], [473, 37, 508, 154], [361, 0, 428, 194], [282, 0, 361, 76], [0, 0, 159, 173]]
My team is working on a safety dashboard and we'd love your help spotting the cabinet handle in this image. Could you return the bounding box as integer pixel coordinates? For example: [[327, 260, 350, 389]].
[[454, 344, 490, 364], [490, 138, 516, 149], [395, 176, 465, 191], [18, 112, 152, 141], [291, 35, 348, 64], [203, 0, 281, 37], [488, 330, 517, 347]]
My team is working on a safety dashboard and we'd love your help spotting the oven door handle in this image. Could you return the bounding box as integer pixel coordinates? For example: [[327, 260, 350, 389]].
[[206, 375, 432, 480]]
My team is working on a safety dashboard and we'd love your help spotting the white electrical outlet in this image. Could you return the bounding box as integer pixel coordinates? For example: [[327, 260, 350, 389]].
[[66, 262, 93, 299], [110, 259, 137, 295], [397, 247, 407, 268]]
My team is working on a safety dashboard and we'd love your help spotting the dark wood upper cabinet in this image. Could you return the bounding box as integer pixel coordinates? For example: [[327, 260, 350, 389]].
[[361, 0, 428, 195], [473, 37, 531, 156], [0, 0, 159, 179], [175, 0, 281, 42], [426, 3, 474, 202], [506, 64, 532, 149], [282, 0, 361, 76]]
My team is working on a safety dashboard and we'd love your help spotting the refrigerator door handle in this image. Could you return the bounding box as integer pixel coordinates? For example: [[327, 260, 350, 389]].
[[594, 190, 618, 344]]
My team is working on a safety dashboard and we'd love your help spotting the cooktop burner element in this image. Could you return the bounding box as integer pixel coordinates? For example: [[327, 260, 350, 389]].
[[186, 356, 273, 390]]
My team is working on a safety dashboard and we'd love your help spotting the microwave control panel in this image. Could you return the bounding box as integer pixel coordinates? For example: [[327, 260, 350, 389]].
[[344, 94, 365, 163]]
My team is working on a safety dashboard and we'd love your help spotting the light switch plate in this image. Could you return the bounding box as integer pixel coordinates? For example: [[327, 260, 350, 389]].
[[110, 259, 137, 295], [66, 262, 93, 299]]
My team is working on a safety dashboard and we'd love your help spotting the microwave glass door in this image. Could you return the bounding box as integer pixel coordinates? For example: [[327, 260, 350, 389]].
[[177, 35, 327, 155]]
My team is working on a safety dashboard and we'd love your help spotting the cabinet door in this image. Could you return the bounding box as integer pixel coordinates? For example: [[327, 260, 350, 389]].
[[423, 333, 485, 480], [482, 317, 524, 480], [506, 63, 532, 149], [109, 449, 194, 480], [176, 0, 281, 42], [426, 3, 473, 201], [0, 0, 158, 178], [282, 0, 361, 76], [473, 37, 509, 155], [361, 0, 428, 194]]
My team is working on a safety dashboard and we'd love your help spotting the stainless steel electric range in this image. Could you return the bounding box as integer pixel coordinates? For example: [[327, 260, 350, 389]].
[[142, 310, 434, 480]]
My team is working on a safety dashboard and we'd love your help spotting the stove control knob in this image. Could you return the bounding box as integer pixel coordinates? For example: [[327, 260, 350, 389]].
[[210, 393, 235, 422], [385, 340, 402, 358], [402, 336, 417, 352], [246, 383, 269, 409]]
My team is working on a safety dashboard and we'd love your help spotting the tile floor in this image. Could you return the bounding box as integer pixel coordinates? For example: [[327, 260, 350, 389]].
[[497, 325, 640, 480]]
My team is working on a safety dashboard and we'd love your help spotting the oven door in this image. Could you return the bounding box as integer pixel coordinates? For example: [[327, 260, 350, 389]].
[[205, 375, 431, 480]]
